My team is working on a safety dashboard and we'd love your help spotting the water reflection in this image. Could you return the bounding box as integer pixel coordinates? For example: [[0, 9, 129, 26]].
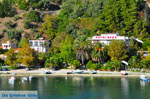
[[121, 77, 129, 99], [0, 77, 149, 99], [140, 80, 147, 87]]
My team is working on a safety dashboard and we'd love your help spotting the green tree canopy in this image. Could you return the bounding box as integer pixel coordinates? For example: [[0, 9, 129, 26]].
[[60, 35, 75, 64], [40, 14, 58, 40], [108, 40, 128, 61], [5, 49, 17, 67]]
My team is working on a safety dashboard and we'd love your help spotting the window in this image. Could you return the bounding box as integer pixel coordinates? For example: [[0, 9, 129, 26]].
[[29, 41, 33, 46], [34, 41, 38, 47], [39, 42, 43, 47]]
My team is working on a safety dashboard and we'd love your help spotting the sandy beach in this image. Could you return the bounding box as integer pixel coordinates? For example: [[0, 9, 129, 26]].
[[0, 68, 150, 77]]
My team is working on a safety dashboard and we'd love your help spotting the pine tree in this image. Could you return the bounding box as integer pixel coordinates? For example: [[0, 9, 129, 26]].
[[95, 0, 121, 33], [120, 0, 138, 36]]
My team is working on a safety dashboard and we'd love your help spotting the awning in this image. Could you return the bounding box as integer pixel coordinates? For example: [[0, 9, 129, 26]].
[[121, 61, 128, 65]]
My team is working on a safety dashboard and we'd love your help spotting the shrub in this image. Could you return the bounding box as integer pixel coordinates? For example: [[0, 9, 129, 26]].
[[87, 60, 93, 69], [18, 1, 29, 10], [87, 61, 102, 70], [7, 29, 22, 42], [27, 11, 41, 22], [0, 0, 17, 18], [4, 20, 17, 29], [14, 15, 21, 21], [24, 20, 32, 29], [71, 60, 80, 69], [142, 40, 150, 50]]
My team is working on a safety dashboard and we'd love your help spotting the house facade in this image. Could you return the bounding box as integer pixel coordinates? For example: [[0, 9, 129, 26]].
[[29, 39, 49, 53], [2, 41, 17, 50]]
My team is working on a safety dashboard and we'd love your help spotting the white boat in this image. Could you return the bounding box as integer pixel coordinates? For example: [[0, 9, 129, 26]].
[[44, 70, 51, 74], [22, 77, 28, 82], [8, 77, 15, 82], [121, 71, 128, 75], [29, 76, 33, 80], [73, 69, 83, 74], [90, 70, 97, 74], [140, 75, 148, 81]]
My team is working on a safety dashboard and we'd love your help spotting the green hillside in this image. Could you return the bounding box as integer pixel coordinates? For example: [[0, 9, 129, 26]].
[[1, 0, 150, 71]]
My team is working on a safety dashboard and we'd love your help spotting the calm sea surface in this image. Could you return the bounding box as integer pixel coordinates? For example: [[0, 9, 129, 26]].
[[0, 76, 150, 99]]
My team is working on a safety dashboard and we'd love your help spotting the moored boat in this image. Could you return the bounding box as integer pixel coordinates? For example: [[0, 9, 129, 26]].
[[45, 70, 51, 74], [73, 69, 83, 74], [8, 77, 15, 82], [140, 75, 148, 81], [121, 71, 128, 75], [29, 76, 33, 80], [90, 70, 97, 74], [22, 77, 28, 82]]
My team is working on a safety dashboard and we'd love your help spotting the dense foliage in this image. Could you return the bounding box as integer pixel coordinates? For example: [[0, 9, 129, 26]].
[[1, 0, 150, 71]]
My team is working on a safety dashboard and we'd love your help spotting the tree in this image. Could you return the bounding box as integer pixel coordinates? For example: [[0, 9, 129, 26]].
[[120, 0, 138, 36], [18, 0, 29, 10], [0, 0, 16, 18], [145, 47, 150, 61], [73, 35, 92, 65], [128, 56, 139, 68], [108, 40, 128, 61], [18, 38, 36, 67], [45, 54, 63, 69], [111, 60, 122, 71], [40, 14, 58, 40], [5, 49, 17, 67], [95, 0, 140, 36], [95, 0, 121, 33], [27, 11, 41, 22], [128, 38, 139, 57], [85, 0, 103, 17], [60, 35, 75, 64], [133, 19, 147, 38], [24, 20, 32, 29], [91, 43, 107, 63], [7, 29, 22, 42], [66, 23, 78, 38], [51, 33, 67, 53], [71, 60, 80, 69], [142, 40, 150, 50], [18, 38, 28, 48]]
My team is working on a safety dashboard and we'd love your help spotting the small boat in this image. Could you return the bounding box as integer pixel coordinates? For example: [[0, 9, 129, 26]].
[[140, 75, 148, 81], [90, 70, 97, 74], [8, 77, 15, 82], [121, 71, 128, 75], [29, 76, 33, 80], [22, 77, 28, 82], [45, 70, 51, 74], [66, 71, 73, 74], [73, 69, 83, 74]]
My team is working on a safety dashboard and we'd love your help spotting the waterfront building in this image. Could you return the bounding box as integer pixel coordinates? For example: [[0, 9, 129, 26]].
[[29, 38, 49, 53], [91, 33, 143, 46], [2, 41, 17, 50]]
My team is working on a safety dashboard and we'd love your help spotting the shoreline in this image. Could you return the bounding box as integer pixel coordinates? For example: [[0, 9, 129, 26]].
[[0, 68, 150, 77]]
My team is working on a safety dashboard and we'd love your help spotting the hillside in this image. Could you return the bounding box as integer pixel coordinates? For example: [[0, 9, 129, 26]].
[[1, 0, 150, 70]]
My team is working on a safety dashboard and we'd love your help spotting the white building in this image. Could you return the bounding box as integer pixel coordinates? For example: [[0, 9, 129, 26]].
[[2, 41, 17, 50], [91, 33, 130, 46], [29, 39, 49, 53]]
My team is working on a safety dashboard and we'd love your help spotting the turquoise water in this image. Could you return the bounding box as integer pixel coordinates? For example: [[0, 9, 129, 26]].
[[0, 76, 150, 99]]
